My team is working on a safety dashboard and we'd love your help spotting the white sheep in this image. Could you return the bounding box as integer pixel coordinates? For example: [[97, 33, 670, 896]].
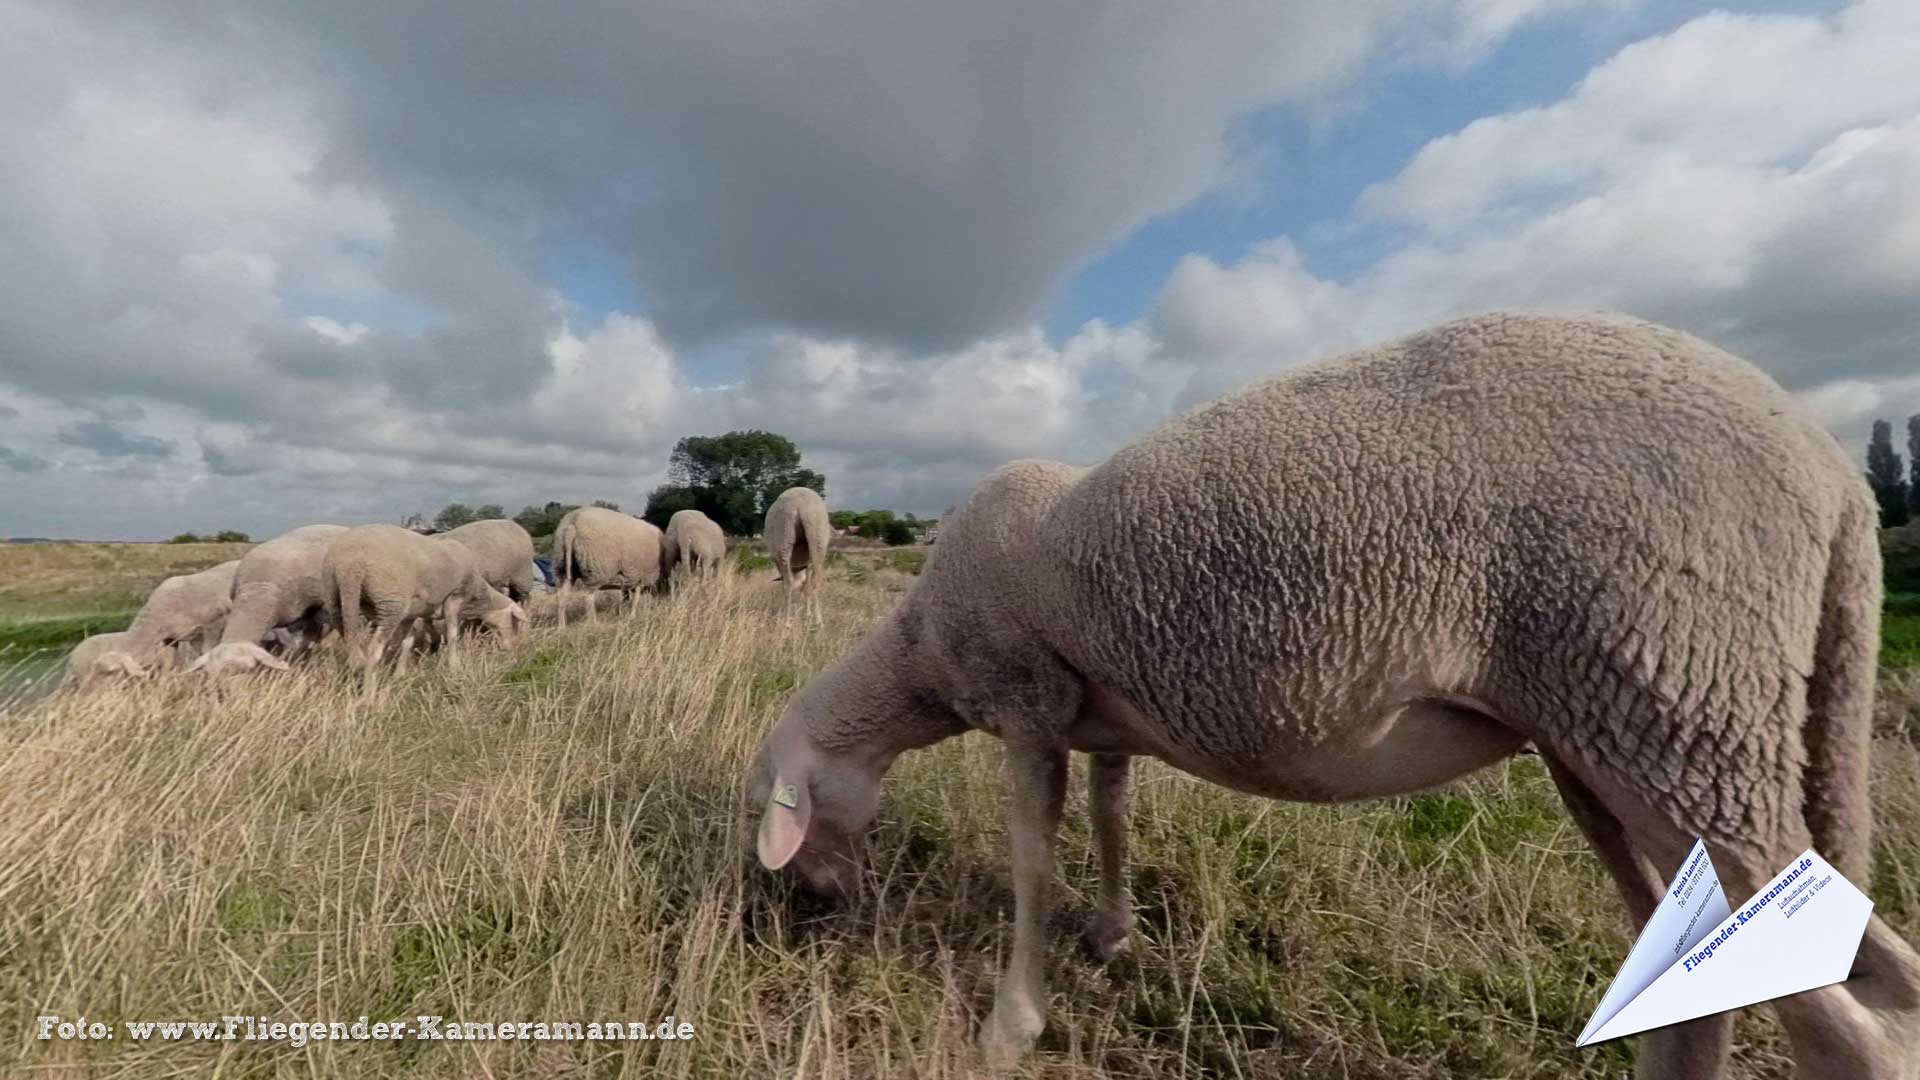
[[661, 508, 727, 583], [763, 487, 829, 594], [191, 524, 349, 676], [552, 506, 663, 628], [321, 524, 527, 670], [746, 311, 1920, 1077], [63, 631, 174, 690], [81, 559, 239, 681], [436, 518, 539, 603]]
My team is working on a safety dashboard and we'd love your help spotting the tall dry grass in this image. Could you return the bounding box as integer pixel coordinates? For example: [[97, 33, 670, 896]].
[[1, 567, 1916, 1079]]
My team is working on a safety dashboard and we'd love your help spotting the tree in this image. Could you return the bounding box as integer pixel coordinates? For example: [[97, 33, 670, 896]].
[[1909, 414, 1920, 517], [213, 530, 250, 543], [433, 503, 478, 532], [514, 502, 575, 538], [880, 520, 916, 546], [474, 504, 506, 521], [651, 431, 827, 535], [591, 499, 622, 512], [1866, 419, 1911, 527]]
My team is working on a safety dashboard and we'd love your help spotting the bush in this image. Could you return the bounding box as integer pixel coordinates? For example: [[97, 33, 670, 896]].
[[213, 530, 250, 543], [167, 533, 203, 544], [881, 520, 916, 546]]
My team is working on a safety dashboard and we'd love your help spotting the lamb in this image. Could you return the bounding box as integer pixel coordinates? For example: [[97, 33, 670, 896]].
[[746, 311, 1920, 1077], [436, 519, 539, 603], [190, 524, 349, 676], [321, 524, 527, 670], [81, 559, 239, 681], [762, 487, 829, 594], [552, 506, 663, 628], [661, 509, 727, 582]]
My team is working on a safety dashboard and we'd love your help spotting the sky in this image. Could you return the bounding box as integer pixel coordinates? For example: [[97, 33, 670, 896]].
[[0, 0, 1916, 540]]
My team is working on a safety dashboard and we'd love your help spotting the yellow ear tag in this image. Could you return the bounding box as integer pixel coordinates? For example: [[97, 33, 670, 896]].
[[773, 783, 799, 809]]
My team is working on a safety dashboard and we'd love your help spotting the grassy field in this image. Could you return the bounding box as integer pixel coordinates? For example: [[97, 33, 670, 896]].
[[1, 546, 1917, 1078]]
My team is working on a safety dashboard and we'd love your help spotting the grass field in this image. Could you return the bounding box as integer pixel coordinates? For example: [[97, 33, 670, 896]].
[[1, 545, 1917, 1078]]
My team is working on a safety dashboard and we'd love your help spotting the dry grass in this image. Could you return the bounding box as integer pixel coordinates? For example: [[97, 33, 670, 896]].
[[0, 542, 251, 621], [1, 564, 1917, 1079]]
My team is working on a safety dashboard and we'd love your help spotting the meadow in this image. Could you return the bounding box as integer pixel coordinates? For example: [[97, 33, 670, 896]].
[[0, 540, 1916, 1079]]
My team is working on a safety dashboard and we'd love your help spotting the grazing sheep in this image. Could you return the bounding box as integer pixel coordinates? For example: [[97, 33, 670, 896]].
[[321, 524, 527, 670], [436, 519, 539, 603], [552, 506, 663, 628], [763, 487, 829, 594], [661, 509, 727, 582], [194, 524, 348, 676], [746, 311, 1920, 1077], [82, 559, 240, 681], [63, 632, 152, 690]]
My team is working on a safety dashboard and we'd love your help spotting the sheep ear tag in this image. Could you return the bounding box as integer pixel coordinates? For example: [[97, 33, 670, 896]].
[[1577, 839, 1873, 1047], [757, 776, 810, 870]]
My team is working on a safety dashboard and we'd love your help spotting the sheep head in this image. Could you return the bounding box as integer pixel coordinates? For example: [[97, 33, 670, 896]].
[[477, 599, 529, 642], [186, 642, 292, 677], [89, 650, 151, 682], [746, 697, 885, 897]]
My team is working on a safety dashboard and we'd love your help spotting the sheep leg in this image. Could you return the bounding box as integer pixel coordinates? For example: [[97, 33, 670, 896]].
[[1541, 754, 1731, 1078], [1084, 752, 1135, 962], [980, 739, 1068, 1065], [441, 597, 464, 668], [557, 580, 570, 629]]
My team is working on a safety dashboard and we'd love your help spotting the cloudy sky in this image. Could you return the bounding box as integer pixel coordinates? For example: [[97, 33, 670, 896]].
[[1, 0, 1916, 539]]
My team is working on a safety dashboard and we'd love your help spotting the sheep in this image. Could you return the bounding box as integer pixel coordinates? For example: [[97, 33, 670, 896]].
[[763, 486, 829, 594], [190, 524, 347, 676], [63, 632, 159, 690], [661, 509, 727, 583], [436, 518, 539, 603], [552, 506, 663, 628], [81, 559, 239, 681], [320, 524, 528, 670], [746, 310, 1920, 1077]]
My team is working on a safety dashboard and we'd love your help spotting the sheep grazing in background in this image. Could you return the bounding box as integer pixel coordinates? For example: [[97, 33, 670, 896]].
[[661, 509, 727, 583], [435, 518, 540, 604], [191, 524, 348, 676], [82, 559, 239, 682], [552, 506, 663, 628], [321, 524, 527, 671], [746, 310, 1920, 1078], [763, 487, 829, 595]]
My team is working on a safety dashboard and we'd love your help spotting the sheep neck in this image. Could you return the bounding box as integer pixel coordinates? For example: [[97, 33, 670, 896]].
[[801, 609, 965, 771]]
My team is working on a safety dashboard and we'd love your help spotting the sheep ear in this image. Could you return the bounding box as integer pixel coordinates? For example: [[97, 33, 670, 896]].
[[757, 773, 812, 870]]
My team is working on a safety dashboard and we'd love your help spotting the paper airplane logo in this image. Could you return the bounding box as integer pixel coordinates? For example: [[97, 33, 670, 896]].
[[1578, 838, 1873, 1046]]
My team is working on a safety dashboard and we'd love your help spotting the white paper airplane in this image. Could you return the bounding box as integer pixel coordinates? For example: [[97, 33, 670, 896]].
[[1578, 839, 1873, 1046]]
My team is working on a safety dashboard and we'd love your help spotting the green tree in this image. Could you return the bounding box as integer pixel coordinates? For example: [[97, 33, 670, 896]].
[[474, 504, 506, 521], [654, 431, 827, 535], [591, 499, 622, 512], [1867, 419, 1911, 527], [1908, 414, 1919, 517], [168, 532, 203, 544], [513, 502, 575, 538], [213, 529, 250, 543], [880, 519, 916, 546], [433, 503, 478, 532]]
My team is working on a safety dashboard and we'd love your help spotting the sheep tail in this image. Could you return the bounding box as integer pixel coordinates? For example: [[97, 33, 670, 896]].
[[334, 562, 371, 661], [1799, 491, 1881, 884], [556, 519, 577, 584]]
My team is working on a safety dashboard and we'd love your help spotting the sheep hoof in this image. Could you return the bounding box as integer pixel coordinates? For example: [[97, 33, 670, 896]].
[[1084, 911, 1134, 963], [978, 998, 1042, 1067]]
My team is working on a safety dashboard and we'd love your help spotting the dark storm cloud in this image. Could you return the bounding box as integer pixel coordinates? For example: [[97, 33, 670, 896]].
[[0, 446, 52, 474]]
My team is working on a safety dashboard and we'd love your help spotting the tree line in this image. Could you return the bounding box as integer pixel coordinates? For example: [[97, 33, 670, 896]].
[[1866, 415, 1920, 528]]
